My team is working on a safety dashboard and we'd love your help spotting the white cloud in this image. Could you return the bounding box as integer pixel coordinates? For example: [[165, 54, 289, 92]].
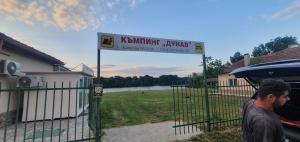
[[128, 0, 142, 8], [268, 0, 300, 20], [0, 0, 143, 31], [115, 66, 182, 74], [106, 0, 120, 9], [95, 64, 117, 69]]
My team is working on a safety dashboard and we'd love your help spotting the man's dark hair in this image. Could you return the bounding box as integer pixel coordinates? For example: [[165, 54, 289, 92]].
[[258, 79, 291, 99]]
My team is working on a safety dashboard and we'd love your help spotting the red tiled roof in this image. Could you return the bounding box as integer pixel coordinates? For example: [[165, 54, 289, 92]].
[[207, 77, 218, 82], [224, 47, 300, 73]]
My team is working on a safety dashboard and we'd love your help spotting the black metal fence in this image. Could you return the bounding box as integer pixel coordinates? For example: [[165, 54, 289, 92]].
[[0, 81, 101, 142], [172, 80, 256, 134]]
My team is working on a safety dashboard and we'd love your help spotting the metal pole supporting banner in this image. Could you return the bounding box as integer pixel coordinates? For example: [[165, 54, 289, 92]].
[[97, 48, 100, 79], [202, 54, 211, 131], [95, 42, 101, 142]]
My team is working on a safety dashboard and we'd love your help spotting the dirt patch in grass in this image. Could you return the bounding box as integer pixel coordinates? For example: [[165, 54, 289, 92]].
[[174, 127, 242, 142]]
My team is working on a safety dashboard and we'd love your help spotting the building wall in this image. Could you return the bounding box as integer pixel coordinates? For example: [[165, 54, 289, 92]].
[[0, 77, 18, 113], [0, 77, 19, 127], [21, 73, 91, 121], [218, 74, 248, 86], [217, 74, 256, 96], [0, 49, 54, 72], [0, 49, 56, 126]]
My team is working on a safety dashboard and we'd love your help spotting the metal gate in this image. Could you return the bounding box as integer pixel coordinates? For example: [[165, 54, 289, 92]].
[[0, 80, 101, 142], [172, 80, 255, 134]]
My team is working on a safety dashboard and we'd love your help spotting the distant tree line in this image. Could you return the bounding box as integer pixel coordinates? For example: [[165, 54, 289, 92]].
[[100, 75, 188, 88], [99, 56, 229, 88]]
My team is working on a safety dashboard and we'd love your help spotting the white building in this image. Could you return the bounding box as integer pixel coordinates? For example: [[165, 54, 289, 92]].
[[0, 32, 93, 125]]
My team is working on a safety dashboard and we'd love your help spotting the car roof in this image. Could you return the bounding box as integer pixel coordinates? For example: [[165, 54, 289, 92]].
[[230, 59, 300, 78]]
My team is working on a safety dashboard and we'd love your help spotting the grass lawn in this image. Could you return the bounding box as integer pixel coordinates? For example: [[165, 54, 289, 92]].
[[101, 89, 175, 128], [101, 89, 249, 129]]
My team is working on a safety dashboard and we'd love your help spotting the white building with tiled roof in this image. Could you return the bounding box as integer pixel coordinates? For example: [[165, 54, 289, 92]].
[[0, 33, 93, 126]]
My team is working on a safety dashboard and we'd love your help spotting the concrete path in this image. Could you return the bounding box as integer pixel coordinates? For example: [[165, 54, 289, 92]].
[[0, 115, 92, 142], [102, 121, 201, 142]]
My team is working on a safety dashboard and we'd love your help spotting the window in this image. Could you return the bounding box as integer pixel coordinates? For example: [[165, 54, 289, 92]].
[[229, 79, 237, 86], [53, 64, 59, 71], [79, 77, 91, 109]]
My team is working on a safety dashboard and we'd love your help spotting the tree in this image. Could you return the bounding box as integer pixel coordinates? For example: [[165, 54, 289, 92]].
[[205, 56, 228, 78], [230, 52, 244, 64], [252, 44, 270, 57], [252, 36, 298, 57], [188, 73, 204, 87], [100, 75, 185, 88]]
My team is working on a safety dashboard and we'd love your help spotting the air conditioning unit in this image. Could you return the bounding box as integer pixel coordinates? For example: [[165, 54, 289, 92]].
[[17, 75, 45, 88], [0, 59, 23, 76]]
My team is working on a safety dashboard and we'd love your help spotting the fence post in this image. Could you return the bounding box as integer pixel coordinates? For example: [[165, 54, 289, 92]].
[[95, 99, 100, 142], [95, 34, 101, 142], [202, 54, 211, 131]]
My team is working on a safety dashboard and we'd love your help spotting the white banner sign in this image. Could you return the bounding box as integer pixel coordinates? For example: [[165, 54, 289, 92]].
[[98, 32, 204, 54]]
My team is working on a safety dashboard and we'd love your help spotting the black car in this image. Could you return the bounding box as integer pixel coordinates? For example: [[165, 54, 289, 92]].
[[230, 59, 300, 141]]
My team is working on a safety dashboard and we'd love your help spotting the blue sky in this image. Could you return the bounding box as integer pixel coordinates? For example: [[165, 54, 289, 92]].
[[1, 0, 300, 77]]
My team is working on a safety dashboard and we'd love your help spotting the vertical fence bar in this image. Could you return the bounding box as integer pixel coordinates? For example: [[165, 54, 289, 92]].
[[211, 83, 217, 129], [88, 82, 92, 142], [42, 83, 48, 142], [176, 82, 181, 135], [188, 81, 194, 133], [201, 82, 206, 131], [234, 80, 239, 125], [184, 81, 190, 133], [229, 80, 234, 126], [244, 81, 251, 110], [33, 83, 40, 142], [214, 83, 220, 129], [235, 80, 241, 124], [82, 84, 86, 140], [241, 81, 248, 103], [210, 84, 216, 128], [195, 81, 202, 130], [232, 81, 237, 125], [230, 80, 235, 125], [172, 82, 177, 135], [243, 81, 248, 113], [233, 80, 239, 125], [67, 82, 71, 141], [202, 54, 211, 131], [228, 80, 234, 126], [75, 81, 78, 140], [226, 81, 232, 127], [192, 80, 198, 132], [246, 80, 252, 101], [58, 82, 64, 142], [180, 82, 185, 134], [13, 88, 21, 142], [50, 82, 56, 142], [99, 97, 102, 141], [3, 86, 11, 142], [95, 98, 100, 142], [23, 90, 30, 141], [207, 84, 215, 127], [242, 80, 246, 99], [238, 80, 243, 122], [218, 81, 230, 126], [217, 81, 223, 128]]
